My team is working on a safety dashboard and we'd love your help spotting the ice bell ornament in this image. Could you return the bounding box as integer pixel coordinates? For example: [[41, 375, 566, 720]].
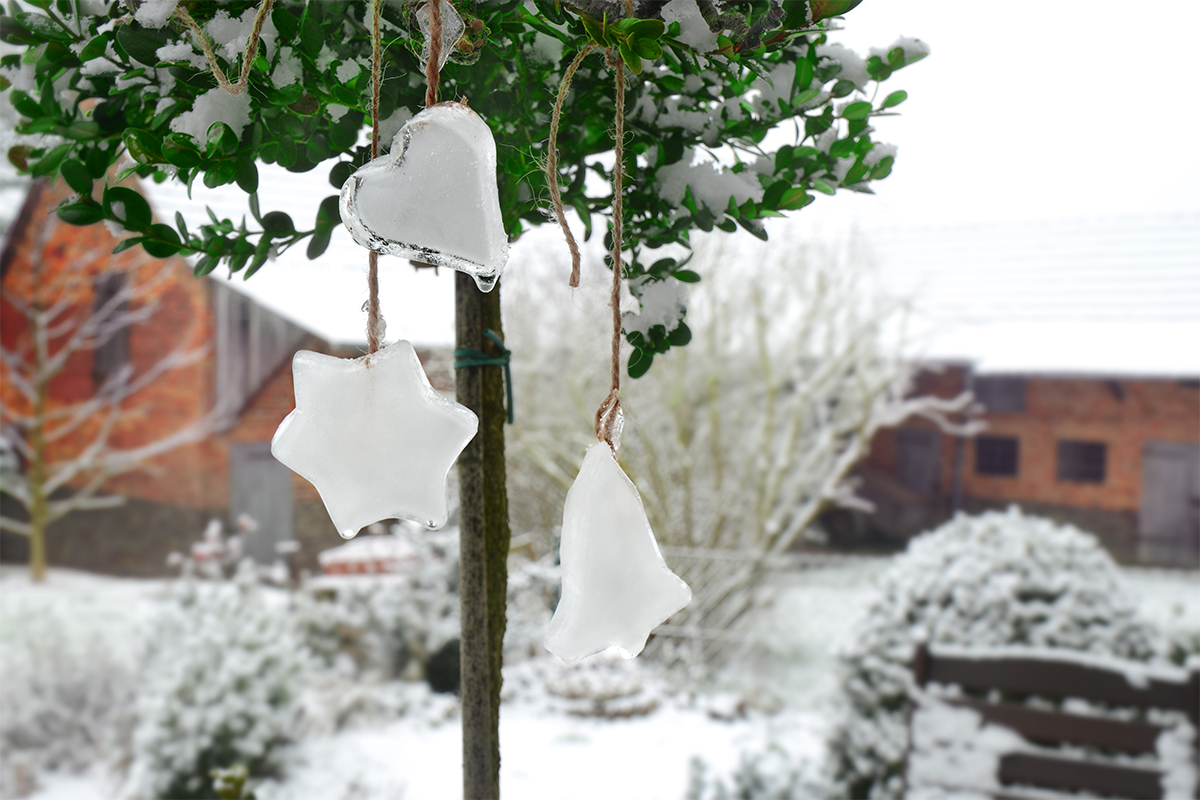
[[339, 102, 509, 292], [270, 341, 478, 538], [544, 441, 692, 663]]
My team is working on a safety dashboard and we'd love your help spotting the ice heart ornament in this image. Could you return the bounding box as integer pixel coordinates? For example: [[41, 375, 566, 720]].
[[545, 443, 692, 663], [270, 341, 478, 538], [339, 102, 509, 292]]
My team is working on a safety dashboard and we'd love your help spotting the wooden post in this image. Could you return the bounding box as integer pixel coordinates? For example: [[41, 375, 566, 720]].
[[455, 272, 511, 799]]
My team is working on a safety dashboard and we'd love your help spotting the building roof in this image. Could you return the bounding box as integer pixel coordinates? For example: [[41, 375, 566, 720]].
[[859, 214, 1200, 378]]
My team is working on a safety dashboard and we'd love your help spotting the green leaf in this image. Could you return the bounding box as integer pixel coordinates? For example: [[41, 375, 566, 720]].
[[828, 137, 856, 158], [869, 155, 894, 180], [830, 79, 856, 98], [627, 19, 666, 39], [881, 90, 908, 109], [315, 194, 340, 231], [59, 158, 92, 194], [8, 88, 41, 118], [843, 161, 868, 184], [123, 129, 162, 165], [235, 153, 259, 194], [812, 179, 836, 195], [142, 223, 181, 258], [627, 347, 652, 379], [299, 16, 323, 59], [245, 237, 272, 278], [579, 14, 605, 45], [193, 254, 220, 277], [116, 23, 170, 67], [105, 186, 153, 232], [56, 201, 104, 226], [111, 238, 144, 255], [792, 87, 820, 106], [667, 321, 692, 347], [29, 142, 72, 177], [841, 101, 872, 120], [630, 37, 662, 60], [780, 187, 812, 210], [249, 193, 262, 224], [307, 229, 331, 259], [674, 269, 700, 283], [329, 160, 354, 189], [260, 210, 295, 236], [618, 41, 642, 74], [205, 122, 239, 159], [795, 58, 814, 91], [271, 6, 299, 39], [887, 46, 905, 68]]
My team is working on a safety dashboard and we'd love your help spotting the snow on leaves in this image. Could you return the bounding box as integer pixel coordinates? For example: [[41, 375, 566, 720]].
[[271, 341, 478, 537]]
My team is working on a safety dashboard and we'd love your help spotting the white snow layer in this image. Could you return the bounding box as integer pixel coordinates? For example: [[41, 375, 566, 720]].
[[870, 36, 931, 61], [624, 275, 689, 337], [815, 43, 869, 89], [656, 148, 764, 214], [169, 88, 252, 143], [133, 0, 180, 29], [661, 0, 719, 52]]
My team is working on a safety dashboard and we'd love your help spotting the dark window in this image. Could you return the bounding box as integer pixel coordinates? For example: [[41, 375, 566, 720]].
[[976, 436, 1019, 476], [91, 273, 129, 386], [974, 377, 1025, 413], [1058, 440, 1107, 483], [896, 428, 942, 497]]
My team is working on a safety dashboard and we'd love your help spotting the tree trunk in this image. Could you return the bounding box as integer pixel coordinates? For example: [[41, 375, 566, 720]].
[[455, 273, 511, 799], [28, 322, 49, 584]]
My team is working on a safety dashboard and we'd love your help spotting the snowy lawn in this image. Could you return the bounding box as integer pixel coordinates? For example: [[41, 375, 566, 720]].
[[2, 558, 1194, 800]]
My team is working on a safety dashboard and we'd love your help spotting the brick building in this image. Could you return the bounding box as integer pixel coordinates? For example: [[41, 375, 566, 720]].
[[0, 177, 452, 576], [847, 216, 1200, 566]]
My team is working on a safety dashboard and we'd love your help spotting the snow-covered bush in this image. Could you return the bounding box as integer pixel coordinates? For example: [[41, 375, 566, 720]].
[[0, 635, 135, 798], [503, 549, 561, 666], [686, 745, 824, 800], [125, 563, 306, 800], [825, 508, 1160, 800], [294, 524, 459, 681]]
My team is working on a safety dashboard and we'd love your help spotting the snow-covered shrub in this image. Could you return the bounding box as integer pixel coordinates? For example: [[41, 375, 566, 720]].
[[0, 635, 135, 798], [825, 508, 1159, 800], [686, 744, 825, 800], [294, 524, 459, 681], [125, 563, 306, 800], [503, 549, 560, 665]]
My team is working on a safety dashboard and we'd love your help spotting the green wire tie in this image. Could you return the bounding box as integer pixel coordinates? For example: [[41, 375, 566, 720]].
[[453, 328, 514, 424]]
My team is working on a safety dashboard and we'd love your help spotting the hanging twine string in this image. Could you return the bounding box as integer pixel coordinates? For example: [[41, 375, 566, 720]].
[[174, 0, 274, 96], [425, 0, 443, 108], [365, 0, 386, 356], [547, 43, 595, 288], [596, 52, 626, 451]]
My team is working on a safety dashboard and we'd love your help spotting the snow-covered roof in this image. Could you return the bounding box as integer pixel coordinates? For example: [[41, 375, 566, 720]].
[[859, 214, 1200, 378]]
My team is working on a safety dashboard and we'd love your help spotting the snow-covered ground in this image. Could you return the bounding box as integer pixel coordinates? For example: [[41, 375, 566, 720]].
[[0, 559, 1194, 800]]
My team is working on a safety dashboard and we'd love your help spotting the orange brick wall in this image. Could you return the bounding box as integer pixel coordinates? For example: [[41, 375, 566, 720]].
[[962, 377, 1199, 512], [865, 367, 1200, 515]]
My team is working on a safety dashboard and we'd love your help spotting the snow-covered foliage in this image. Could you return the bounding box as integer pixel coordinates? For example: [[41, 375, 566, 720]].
[[125, 563, 306, 800], [0, 634, 135, 799], [686, 743, 825, 800], [503, 549, 561, 665], [295, 524, 459, 680], [825, 509, 1160, 800]]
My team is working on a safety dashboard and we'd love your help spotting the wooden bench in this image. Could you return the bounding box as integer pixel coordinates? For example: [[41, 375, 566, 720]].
[[906, 643, 1200, 799]]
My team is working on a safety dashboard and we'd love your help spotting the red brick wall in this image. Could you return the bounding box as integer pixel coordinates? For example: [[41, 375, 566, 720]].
[[864, 367, 1200, 515], [962, 377, 1199, 512]]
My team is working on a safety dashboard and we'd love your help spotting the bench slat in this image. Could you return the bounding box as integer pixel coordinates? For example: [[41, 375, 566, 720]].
[[923, 652, 1190, 716], [998, 753, 1163, 799], [948, 698, 1163, 755]]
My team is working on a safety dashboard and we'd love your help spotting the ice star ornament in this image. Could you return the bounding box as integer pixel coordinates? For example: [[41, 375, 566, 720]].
[[271, 341, 477, 538], [339, 102, 509, 292], [545, 442, 692, 663]]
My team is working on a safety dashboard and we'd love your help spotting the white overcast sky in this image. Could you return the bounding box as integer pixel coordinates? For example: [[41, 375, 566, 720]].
[[817, 0, 1200, 226]]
